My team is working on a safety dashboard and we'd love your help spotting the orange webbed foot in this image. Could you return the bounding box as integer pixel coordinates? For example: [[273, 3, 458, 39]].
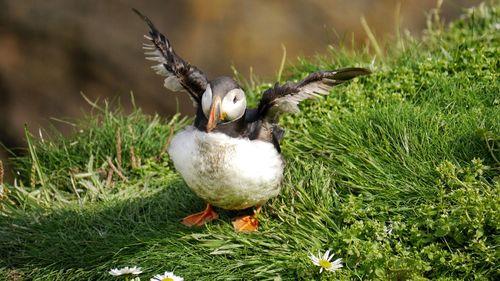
[[232, 206, 261, 232], [182, 204, 219, 227], [232, 215, 259, 232]]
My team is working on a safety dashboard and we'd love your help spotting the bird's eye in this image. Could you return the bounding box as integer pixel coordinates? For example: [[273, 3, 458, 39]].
[[233, 96, 238, 103]]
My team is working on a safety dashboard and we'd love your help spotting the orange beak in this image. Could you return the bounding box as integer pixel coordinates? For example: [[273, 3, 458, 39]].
[[206, 95, 222, 132]]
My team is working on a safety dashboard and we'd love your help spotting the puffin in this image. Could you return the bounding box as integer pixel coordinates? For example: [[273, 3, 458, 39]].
[[134, 9, 370, 232]]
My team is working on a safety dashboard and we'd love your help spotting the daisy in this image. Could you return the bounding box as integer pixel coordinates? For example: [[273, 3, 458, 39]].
[[309, 249, 343, 273], [384, 223, 393, 236], [150, 271, 184, 281], [109, 266, 143, 276]]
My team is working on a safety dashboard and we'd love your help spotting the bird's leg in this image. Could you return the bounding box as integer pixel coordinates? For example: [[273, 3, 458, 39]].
[[182, 204, 219, 227], [232, 206, 261, 232]]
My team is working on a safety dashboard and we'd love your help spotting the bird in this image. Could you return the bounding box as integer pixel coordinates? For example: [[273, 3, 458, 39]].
[[133, 9, 371, 232]]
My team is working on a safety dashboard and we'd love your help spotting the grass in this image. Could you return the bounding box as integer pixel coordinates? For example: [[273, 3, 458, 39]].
[[1, 3, 499, 280]]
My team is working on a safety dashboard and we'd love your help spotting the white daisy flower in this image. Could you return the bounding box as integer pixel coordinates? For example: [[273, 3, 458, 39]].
[[309, 249, 343, 273], [384, 223, 393, 236], [109, 266, 143, 276], [150, 271, 183, 281]]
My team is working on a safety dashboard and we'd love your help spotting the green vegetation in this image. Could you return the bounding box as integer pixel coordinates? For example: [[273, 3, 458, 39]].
[[1, 3, 499, 280]]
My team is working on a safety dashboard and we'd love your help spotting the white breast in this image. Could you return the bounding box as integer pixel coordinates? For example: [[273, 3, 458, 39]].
[[168, 126, 284, 210]]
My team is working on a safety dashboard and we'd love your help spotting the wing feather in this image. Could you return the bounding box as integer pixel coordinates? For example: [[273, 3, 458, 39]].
[[257, 68, 370, 121], [134, 9, 208, 103]]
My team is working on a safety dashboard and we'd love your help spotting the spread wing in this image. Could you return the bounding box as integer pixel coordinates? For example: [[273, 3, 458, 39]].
[[256, 67, 371, 121], [133, 9, 208, 104]]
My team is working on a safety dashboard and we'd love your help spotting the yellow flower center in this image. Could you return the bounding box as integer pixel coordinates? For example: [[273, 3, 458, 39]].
[[161, 278, 174, 281], [319, 259, 332, 269]]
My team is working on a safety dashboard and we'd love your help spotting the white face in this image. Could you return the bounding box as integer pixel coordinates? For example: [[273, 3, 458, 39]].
[[201, 85, 247, 123], [201, 85, 213, 117], [221, 88, 246, 121]]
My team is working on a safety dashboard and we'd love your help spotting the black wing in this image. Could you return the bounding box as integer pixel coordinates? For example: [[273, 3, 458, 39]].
[[256, 67, 371, 121], [133, 9, 208, 104]]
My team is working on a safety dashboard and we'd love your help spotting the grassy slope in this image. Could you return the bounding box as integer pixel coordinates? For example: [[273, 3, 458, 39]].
[[1, 3, 499, 281]]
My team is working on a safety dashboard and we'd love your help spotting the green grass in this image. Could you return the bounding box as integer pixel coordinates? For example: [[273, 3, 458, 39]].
[[1, 3, 499, 280]]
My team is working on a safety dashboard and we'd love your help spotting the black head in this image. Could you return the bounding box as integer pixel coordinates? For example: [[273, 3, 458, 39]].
[[201, 76, 247, 132]]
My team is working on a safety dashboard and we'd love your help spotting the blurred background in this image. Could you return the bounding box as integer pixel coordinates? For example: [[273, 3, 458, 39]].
[[0, 0, 482, 180]]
